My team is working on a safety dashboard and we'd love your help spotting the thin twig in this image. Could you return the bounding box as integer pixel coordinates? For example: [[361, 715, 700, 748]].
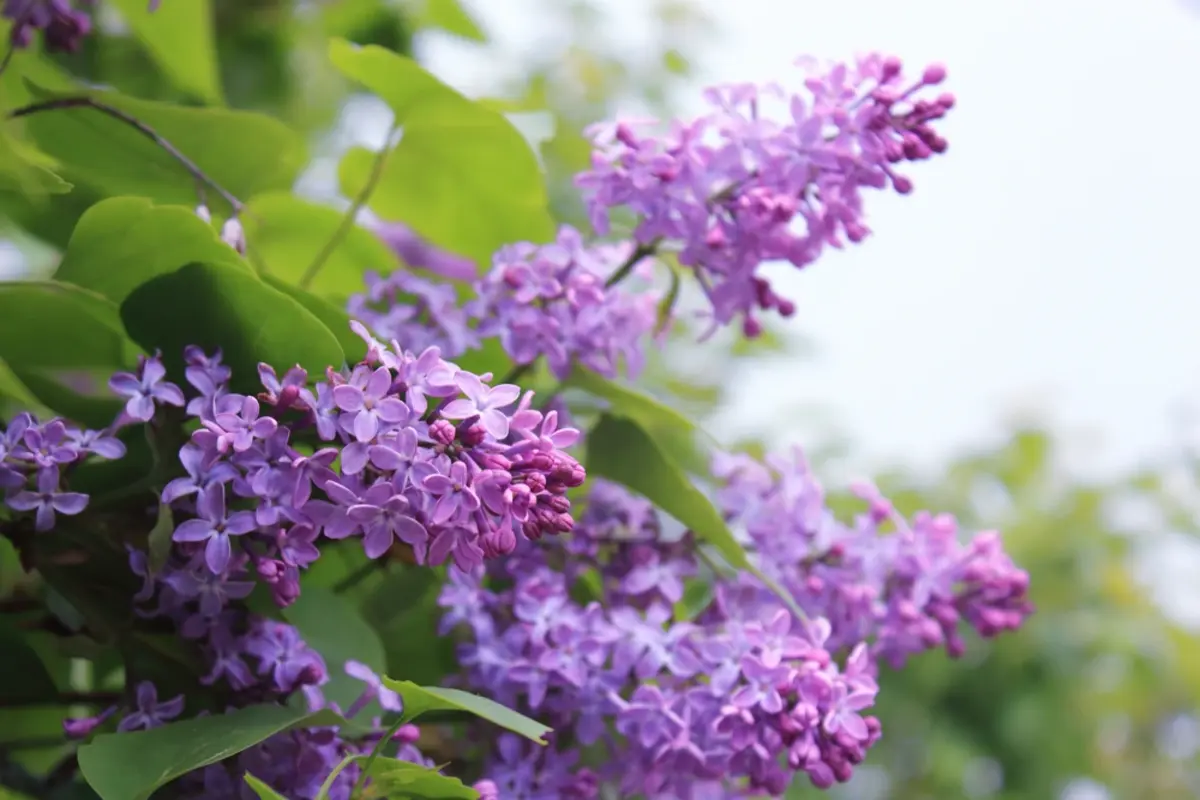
[[7, 96, 244, 213], [604, 238, 660, 288], [299, 122, 400, 290]]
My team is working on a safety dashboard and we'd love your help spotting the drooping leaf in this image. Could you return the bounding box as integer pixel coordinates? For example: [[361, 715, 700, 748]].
[[566, 367, 714, 476], [584, 413, 746, 568], [108, 0, 222, 105], [282, 586, 387, 715], [21, 84, 306, 214], [261, 276, 367, 364], [242, 774, 287, 800], [119, 262, 346, 395], [243, 192, 400, 301], [54, 197, 247, 304], [0, 281, 137, 370], [77, 705, 345, 800], [0, 619, 60, 705], [329, 39, 554, 268], [382, 679, 551, 744], [358, 757, 479, 799]]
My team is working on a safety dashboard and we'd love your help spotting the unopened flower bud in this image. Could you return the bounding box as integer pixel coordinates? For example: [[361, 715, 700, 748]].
[[221, 217, 246, 255]]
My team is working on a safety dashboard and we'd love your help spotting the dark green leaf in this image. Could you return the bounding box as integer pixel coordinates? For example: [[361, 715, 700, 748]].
[[10, 369, 123, 429], [22, 85, 306, 214], [359, 757, 479, 799], [108, 0, 222, 104], [584, 413, 746, 568], [241, 774, 287, 800], [119, 262, 346, 395], [566, 367, 714, 476], [0, 619, 60, 704], [262, 276, 367, 364], [0, 356, 49, 416], [0, 281, 137, 370], [362, 568, 455, 687], [55, 197, 247, 305], [146, 502, 174, 575], [382, 679, 551, 744], [77, 705, 344, 800], [282, 586, 387, 715], [244, 192, 399, 301], [329, 39, 554, 268]]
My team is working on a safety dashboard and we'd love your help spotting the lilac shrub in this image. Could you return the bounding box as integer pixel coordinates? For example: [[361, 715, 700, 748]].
[[0, 32, 1031, 800]]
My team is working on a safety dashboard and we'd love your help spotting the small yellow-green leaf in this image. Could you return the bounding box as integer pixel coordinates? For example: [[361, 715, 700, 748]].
[[382, 679, 551, 744], [109, 0, 222, 105]]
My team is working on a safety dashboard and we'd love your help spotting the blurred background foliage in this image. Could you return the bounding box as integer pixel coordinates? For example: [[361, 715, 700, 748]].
[[0, 1, 1196, 798]]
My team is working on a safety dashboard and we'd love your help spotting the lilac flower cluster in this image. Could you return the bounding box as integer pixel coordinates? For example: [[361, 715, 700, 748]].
[[442, 457, 1031, 797], [576, 54, 955, 337], [354, 225, 661, 380]]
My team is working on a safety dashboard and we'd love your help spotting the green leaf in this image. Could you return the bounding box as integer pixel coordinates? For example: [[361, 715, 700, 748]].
[[77, 705, 344, 800], [146, 501, 174, 575], [0, 356, 50, 416], [566, 367, 714, 476], [0, 281, 136, 370], [382, 679, 551, 744], [411, 0, 488, 42], [119, 261, 346, 395], [329, 39, 554, 268], [262, 276, 367, 364], [109, 0, 222, 105], [22, 85, 306, 214], [282, 586, 387, 715], [0, 619, 60, 705], [54, 197, 247, 305], [243, 192, 400, 301], [242, 774, 287, 800], [358, 757, 479, 799], [585, 413, 746, 568], [0, 127, 71, 196], [673, 578, 715, 622]]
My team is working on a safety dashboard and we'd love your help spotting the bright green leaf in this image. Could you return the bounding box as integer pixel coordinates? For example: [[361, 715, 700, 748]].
[[382, 679, 551, 744], [242, 774, 287, 800], [329, 39, 554, 268], [566, 367, 714, 476], [22, 85, 306, 214], [0, 281, 135, 370], [0, 127, 71, 196], [673, 578, 715, 622], [243, 192, 399, 301], [262, 276, 368, 364], [109, 0, 222, 105], [119, 262, 346, 395], [282, 586, 387, 715], [77, 705, 344, 800], [146, 501, 174, 575], [55, 197, 247, 304], [0, 619, 60, 705], [412, 0, 488, 42], [359, 757, 480, 799]]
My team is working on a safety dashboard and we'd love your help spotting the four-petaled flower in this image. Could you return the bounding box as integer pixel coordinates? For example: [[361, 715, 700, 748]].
[[108, 353, 185, 422], [172, 485, 257, 573]]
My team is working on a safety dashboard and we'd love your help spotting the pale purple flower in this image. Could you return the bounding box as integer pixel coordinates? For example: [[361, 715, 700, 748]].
[[117, 681, 184, 732], [171, 486, 257, 573], [6, 466, 88, 531], [441, 372, 520, 440], [108, 353, 184, 422]]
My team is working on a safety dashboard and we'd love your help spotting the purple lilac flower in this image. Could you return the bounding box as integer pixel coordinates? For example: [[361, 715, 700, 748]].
[[576, 55, 955, 337], [3, 0, 92, 52], [117, 681, 185, 732], [5, 465, 87, 531], [108, 352, 185, 423], [469, 225, 661, 379]]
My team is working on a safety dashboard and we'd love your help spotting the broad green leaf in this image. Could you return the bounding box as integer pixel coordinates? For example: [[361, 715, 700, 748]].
[[242, 774, 287, 800], [15, 368, 125, 430], [382, 679, 551, 744], [0, 127, 71, 196], [359, 757, 479, 799], [119, 261, 346, 395], [282, 586, 387, 715], [22, 85, 306, 214], [0, 356, 49, 416], [243, 192, 400, 301], [411, 0, 488, 42], [146, 501, 174, 575], [585, 413, 747, 569], [566, 367, 714, 476], [77, 705, 344, 800], [262, 276, 367, 364], [109, 0, 222, 105], [329, 40, 554, 267], [0, 281, 136, 370], [361, 567, 455, 687], [673, 578, 715, 622], [0, 619, 59, 705], [55, 197, 247, 304]]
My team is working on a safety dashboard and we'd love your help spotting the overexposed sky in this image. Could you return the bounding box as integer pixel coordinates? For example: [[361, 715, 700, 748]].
[[421, 0, 1200, 478]]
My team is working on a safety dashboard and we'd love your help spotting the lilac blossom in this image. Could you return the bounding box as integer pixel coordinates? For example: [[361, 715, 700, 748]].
[[107, 352, 185, 422]]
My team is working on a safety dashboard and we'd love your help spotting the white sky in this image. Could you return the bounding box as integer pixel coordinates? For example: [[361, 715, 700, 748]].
[[421, 0, 1200, 479]]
